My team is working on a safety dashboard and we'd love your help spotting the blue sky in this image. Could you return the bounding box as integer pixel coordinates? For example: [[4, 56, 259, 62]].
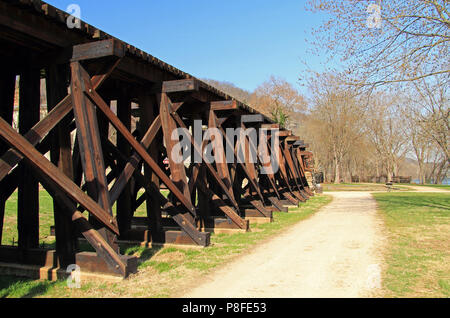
[[46, 0, 332, 93]]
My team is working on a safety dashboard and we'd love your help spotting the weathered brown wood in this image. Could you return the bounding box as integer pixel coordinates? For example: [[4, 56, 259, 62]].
[[0, 117, 120, 235], [0, 95, 72, 182], [83, 77, 196, 214], [275, 140, 293, 193], [278, 130, 292, 137], [39, 180, 128, 276], [46, 63, 77, 266], [0, 1, 82, 48], [71, 62, 112, 214], [138, 93, 164, 242], [116, 91, 133, 236], [170, 109, 240, 211], [71, 39, 125, 62], [196, 181, 248, 230], [159, 79, 199, 93], [286, 136, 301, 142], [216, 124, 265, 203], [0, 1, 316, 274], [0, 58, 116, 183], [0, 63, 16, 244], [239, 122, 279, 209], [158, 93, 193, 208], [195, 164, 209, 228], [71, 61, 117, 250], [248, 200, 272, 218], [107, 101, 184, 205], [208, 109, 235, 202], [210, 100, 237, 111], [241, 114, 264, 123], [288, 144, 310, 200], [283, 192, 299, 205], [17, 65, 40, 250], [261, 123, 280, 129], [283, 140, 306, 199], [267, 197, 288, 212], [295, 148, 314, 196]]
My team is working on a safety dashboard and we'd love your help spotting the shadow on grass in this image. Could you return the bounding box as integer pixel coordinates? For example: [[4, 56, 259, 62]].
[[0, 275, 57, 298], [122, 244, 163, 268], [374, 193, 450, 211]]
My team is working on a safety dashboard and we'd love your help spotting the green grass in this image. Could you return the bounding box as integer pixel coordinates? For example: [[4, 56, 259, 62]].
[[0, 194, 331, 298], [0, 276, 66, 298], [404, 184, 450, 190], [1, 189, 171, 245], [373, 192, 450, 298], [1, 190, 56, 247]]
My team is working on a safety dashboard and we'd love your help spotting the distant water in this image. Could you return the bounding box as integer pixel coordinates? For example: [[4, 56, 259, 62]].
[[412, 178, 450, 185]]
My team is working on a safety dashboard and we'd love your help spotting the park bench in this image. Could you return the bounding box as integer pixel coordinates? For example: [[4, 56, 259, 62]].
[[385, 182, 402, 192], [385, 182, 393, 192]]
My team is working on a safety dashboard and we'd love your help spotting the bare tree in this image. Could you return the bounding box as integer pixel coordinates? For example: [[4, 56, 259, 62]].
[[306, 0, 449, 87], [404, 108, 433, 184], [249, 76, 306, 129], [409, 76, 449, 163], [202, 78, 252, 104], [304, 73, 367, 183], [365, 94, 409, 182]]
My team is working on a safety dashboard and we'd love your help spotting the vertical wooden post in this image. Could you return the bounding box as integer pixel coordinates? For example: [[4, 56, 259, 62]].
[[17, 66, 40, 250], [70, 62, 117, 251], [0, 64, 16, 244], [116, 89, 133, 236], [197, 165, 211, 221], [208, 110, 235, 203], [158, 93, 192, 205], [138, 93, 164, 242], [46, 64, 77, 266]]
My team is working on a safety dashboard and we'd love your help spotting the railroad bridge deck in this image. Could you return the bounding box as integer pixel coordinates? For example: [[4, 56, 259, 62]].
[[0, 0, 315, 279]]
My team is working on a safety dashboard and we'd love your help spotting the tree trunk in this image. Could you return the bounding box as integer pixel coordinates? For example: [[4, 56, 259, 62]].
[[334, 158, 341, 184], [418, 162, 424, 184], [386, 160, 393, 183]]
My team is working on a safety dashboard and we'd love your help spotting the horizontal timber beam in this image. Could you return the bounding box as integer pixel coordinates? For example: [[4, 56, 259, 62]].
[[210, 100, 237, 111], [278, 130, 292, 137], [150, 79, 199, 94], [71, 39, 125, 62], [286, 136, 301, 142], [241, 114, 265, 123], [261, 123, 280, 129]]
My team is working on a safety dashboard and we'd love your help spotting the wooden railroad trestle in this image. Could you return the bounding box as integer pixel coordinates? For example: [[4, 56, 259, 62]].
[[0, 0, 315, 279]]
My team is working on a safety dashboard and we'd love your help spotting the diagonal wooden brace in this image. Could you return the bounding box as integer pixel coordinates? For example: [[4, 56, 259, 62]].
[[0, 117, 119, 235], [81, 70, 196, 214]]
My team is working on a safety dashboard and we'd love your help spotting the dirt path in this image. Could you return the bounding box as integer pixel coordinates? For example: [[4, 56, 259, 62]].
[[403, 185, 450, 193], [184, 192, 385, 298]]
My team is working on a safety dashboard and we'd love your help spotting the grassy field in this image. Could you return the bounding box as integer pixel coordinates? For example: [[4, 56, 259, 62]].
[[1, 190, 168, 246], [403, 184, 450, 190], [373, 192, 450, 298], [321, 183, 411, 192], [0, 193, 331, 298], [2, 190, 56, 247]]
